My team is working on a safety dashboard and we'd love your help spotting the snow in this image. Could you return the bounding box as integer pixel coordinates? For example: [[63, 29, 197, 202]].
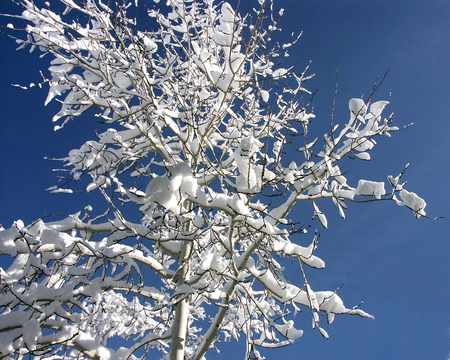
[[169, 162, 198, 197], [0, 225, 20, 256], [349, 98, 367, 120], [144, 176, 176, 212], [48, 187, 74, 194], [143, 36, 157, 53], [23, 319, 41, 351], [316, 291, 373, 320], [211, 3, 235, 46], [398, 189, 427, 218], [141, 162, 200, 214], [272, 68, 288, 79], [354, 151, 371, 160], [234, 136, 263, 191], [0, 311, 30, 336], [260, 89, 269, 102], [271, 238, 325, 269], [112, 72, 132, 89], [355, 179, 385, 199], [280, 320, 303, 340], [369, 100, 389, 117], [73, 331, 120, 360], [313, 201, 328, 229]]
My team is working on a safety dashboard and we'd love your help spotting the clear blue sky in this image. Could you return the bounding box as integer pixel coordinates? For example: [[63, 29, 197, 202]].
[[1, 1, 449, 359]]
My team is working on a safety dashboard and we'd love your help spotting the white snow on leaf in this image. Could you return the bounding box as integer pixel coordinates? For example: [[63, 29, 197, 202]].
[[272, 68, 288, 79], [23, 319, 41, 351], [349, 98, 367, 122], [355, 179, 385, 199], [48, 63, 74, 74], [143, 176, 180, 214], [297, 138, 318, 152], [318, 326, 329, 339], [234, 136, 263, 190], [175, 284, 195, 296], [354, 152, 370, 161], [169, 162, 198, 198], [287, 326, 303, 340], [229, 194, 249, 215], [12, 83, 28, 90], [278, 320, 303, 340], [306, 284, 320, 312], [146, 176, 170, 197], [273, 140, 282, 156], [272, 238, 325, 269], [399, 189, 427, 218], [369, 100, 389, 117], [316, 291, 374, 320], [49, 188, 74, 194], [143, 36, 157, 52], [388, 174, 403, 191], [220, 2, 235, 22], [113, 72, 132, 89], [312, 201, 327, 229], [349, 98, 367, 115], [260, 89, 269, 102], [72, 331, 120, 360], [211, 3, 235, 46]]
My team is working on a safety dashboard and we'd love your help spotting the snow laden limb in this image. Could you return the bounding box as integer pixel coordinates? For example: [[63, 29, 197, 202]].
[[0, 211, 177, 359], [269, 98, 426, 223], [1, 0, 428, 359]]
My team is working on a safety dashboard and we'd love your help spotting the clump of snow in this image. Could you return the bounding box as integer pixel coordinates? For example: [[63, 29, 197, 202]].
[[355, 179, 385, 199], [278, 320, 303, 340], [235, 136, 263, 191], [398, 189, 427, 218], [145, 176, 174, 208], [169, 162, 198, 197], [143, 36, 157, 53], [47, 187, 74, 194], [369, 100, 389, 117], [260, 89, 269, 102], [272, 68, 288, 79], [23, 319, 41, 351], [211, 3, 235, 46], [313, 201, 327, 229], [73, 331, 120, 360], [112, 72, 132, 89], [349, 98, 367, 122], [387, 171, 406, 191], [141, 162, 198, 215]]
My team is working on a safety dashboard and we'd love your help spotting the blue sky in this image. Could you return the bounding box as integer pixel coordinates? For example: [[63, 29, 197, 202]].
[[1, 1, 449, 359]]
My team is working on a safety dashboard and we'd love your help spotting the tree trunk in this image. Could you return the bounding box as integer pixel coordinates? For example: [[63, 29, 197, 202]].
[[170, 296, 190, 360], [170, 202, 192, 360], [194, 280, 236, 360]]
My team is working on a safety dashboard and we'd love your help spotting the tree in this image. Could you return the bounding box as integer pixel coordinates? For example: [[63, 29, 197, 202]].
[[0, 0, 428, 359]]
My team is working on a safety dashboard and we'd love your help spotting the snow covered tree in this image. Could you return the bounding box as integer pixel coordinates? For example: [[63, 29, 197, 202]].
[[0, 0, 428, 359]]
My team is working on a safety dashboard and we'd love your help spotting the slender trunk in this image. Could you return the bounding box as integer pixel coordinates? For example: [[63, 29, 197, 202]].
[[170, 295, 190, 360], [170, 202, 192, 360], [194, 280, 237, 360], [194, 234, 264, 360]]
